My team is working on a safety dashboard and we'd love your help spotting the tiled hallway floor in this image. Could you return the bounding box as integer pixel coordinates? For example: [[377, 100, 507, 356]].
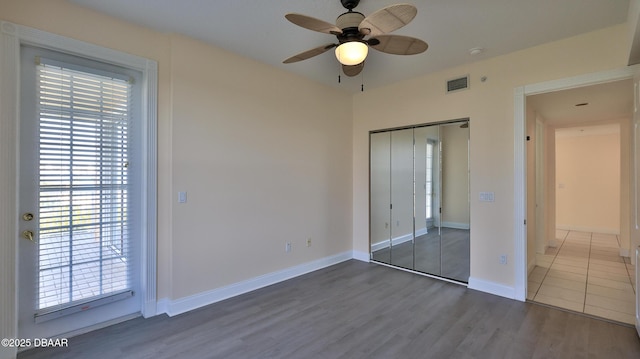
[[528, 230, 636, 325]]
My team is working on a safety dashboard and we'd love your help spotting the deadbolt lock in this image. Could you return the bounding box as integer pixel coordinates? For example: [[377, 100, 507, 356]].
[[22, 213, 34, 221]]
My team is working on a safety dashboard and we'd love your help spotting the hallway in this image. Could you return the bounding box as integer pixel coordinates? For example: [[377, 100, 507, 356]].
[[528, 230, 636, 325]]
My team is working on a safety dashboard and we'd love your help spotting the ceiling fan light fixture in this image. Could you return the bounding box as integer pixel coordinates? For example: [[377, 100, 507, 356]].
[[335, 41, 368, 65]]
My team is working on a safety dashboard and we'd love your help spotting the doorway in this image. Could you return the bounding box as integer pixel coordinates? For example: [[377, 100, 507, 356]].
[[0, 22, 158, 346], [522, 78, 637, 324]]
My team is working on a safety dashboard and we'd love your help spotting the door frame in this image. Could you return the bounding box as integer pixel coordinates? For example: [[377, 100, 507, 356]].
[[0, 21, 158, 346], [513, 65, 640, 301]]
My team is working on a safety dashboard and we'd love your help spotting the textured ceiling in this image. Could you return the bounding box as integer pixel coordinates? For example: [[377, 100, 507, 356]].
[[69, 0, 629, 92]]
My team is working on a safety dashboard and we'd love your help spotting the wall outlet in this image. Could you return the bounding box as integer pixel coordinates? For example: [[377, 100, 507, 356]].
[[499, 254, 507, 265], [285, 242, 292, 253], [306, 238, 312, 247]]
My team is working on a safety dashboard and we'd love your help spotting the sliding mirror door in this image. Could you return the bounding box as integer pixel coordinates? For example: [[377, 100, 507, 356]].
[[369, 120, 470, 283], [439, 122, 470, 282], [414, 125, 441, 275], [390, 129, 415, 270], [370, 132, 391, 265]]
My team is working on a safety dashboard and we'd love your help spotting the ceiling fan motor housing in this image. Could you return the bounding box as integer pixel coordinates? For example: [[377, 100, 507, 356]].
[[341, 0, 360, 10]]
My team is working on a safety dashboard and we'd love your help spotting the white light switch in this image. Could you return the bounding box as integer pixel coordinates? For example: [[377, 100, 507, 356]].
[[479, 192, 495, 202], [178, 191, 187, 203]]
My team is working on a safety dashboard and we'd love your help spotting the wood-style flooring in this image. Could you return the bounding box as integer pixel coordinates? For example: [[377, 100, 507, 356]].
[[20, 260, 640, 359]]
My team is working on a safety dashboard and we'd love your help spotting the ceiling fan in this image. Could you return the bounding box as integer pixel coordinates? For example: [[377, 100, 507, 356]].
[[283, 0, 428, 78]]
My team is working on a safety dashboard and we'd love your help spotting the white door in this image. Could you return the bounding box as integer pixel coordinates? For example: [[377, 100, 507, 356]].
[[18, 46, 142, 339]]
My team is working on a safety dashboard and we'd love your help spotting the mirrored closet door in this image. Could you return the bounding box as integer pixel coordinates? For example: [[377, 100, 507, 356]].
[[369, 120, 470, 283]]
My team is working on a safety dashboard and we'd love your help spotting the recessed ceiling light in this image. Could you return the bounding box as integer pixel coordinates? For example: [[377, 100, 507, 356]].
[[575, 102, 589, 106], [469, 47, 484, 56]]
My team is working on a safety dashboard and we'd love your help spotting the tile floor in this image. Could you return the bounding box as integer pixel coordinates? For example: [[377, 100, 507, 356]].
[[528, 229, 636, 325], [39, 229, 128, 309]]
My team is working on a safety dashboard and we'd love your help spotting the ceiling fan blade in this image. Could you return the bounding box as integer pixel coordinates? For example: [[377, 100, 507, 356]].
[[342, 62, 365, 77], [283, 43, 337, 64], [285, 13, 343, 35], [369, 34, 428, 55], [358, 4, 417, 36]]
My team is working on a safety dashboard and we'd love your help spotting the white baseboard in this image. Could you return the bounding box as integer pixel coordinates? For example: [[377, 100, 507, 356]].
[[527, 259, 536, 275], [157, 251, 353, 317], [442, 221, 470, 230], [352, 250, 370, 262], [415, 227, 428, 237], [467, 277, 516, 300], [371, 232, 413, 252], [620, 247, 630, 258], [556, 225, 619, 235]]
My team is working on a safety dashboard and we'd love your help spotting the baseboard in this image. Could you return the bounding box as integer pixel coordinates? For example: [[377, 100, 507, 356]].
[[620, 247, 630, 258], [352, 250, 370, 262], [442, 221, 470, 230], [556, 225, 619, 235], [371, 232, 413, 251], [158, 251, 353, 317], [467, 277, 516, 300], [415, 227, 428, 237], [527, 258, 536, 275], [156, 298, 170, 316]]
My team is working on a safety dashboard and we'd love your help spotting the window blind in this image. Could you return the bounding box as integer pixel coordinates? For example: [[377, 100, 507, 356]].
[[36, 58, 133, 314]]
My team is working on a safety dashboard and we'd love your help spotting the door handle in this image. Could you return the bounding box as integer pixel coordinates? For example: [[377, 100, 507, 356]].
[[22, 230, 35, 242]]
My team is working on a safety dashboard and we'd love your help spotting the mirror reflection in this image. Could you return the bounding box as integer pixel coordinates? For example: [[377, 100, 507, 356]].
[[369, 120, 470, 282]]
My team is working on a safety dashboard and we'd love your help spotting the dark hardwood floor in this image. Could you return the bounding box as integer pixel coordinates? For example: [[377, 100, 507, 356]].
[[19, 260, 640, 359]]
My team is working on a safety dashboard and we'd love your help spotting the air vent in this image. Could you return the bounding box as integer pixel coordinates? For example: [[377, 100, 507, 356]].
[[447, 75, 469, 93]]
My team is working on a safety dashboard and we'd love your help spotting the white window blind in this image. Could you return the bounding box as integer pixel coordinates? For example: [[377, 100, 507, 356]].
[[425, 141, 434, 220], [36, 57, 133, 314]]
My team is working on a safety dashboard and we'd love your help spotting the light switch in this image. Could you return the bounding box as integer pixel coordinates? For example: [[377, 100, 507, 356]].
[[178, 191, 187, 203], [479, 192, 495, 202]]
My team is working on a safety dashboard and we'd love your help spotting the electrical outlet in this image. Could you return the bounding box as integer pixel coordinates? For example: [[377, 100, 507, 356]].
[[285, 242, 292, 253], [306, 238, 312, 247], [499, 254, 507, 265]]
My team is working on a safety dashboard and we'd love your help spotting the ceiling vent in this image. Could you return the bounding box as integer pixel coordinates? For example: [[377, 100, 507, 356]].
[[447, 75, 469, 93]]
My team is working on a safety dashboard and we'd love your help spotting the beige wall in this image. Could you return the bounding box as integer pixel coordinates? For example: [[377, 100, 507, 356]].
[[0, 0, 633, 308], [1, 0, 353, 302], [526, 109, 537, 269], [352, 24, 628, 287], [441, 123, 470, 227], [169, 34, 353, 298], [555, 130, 620, 233]]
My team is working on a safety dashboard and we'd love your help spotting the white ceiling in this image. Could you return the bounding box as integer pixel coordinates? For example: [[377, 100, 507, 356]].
[[527, 79, 634, 129], [68, 0, 629, 92]]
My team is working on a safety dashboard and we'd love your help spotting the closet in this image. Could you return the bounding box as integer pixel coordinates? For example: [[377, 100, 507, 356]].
[[370, 120, 470, 282]]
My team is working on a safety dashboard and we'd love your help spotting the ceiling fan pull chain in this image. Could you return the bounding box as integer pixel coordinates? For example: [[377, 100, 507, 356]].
[[361, 71, 364, 92]]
